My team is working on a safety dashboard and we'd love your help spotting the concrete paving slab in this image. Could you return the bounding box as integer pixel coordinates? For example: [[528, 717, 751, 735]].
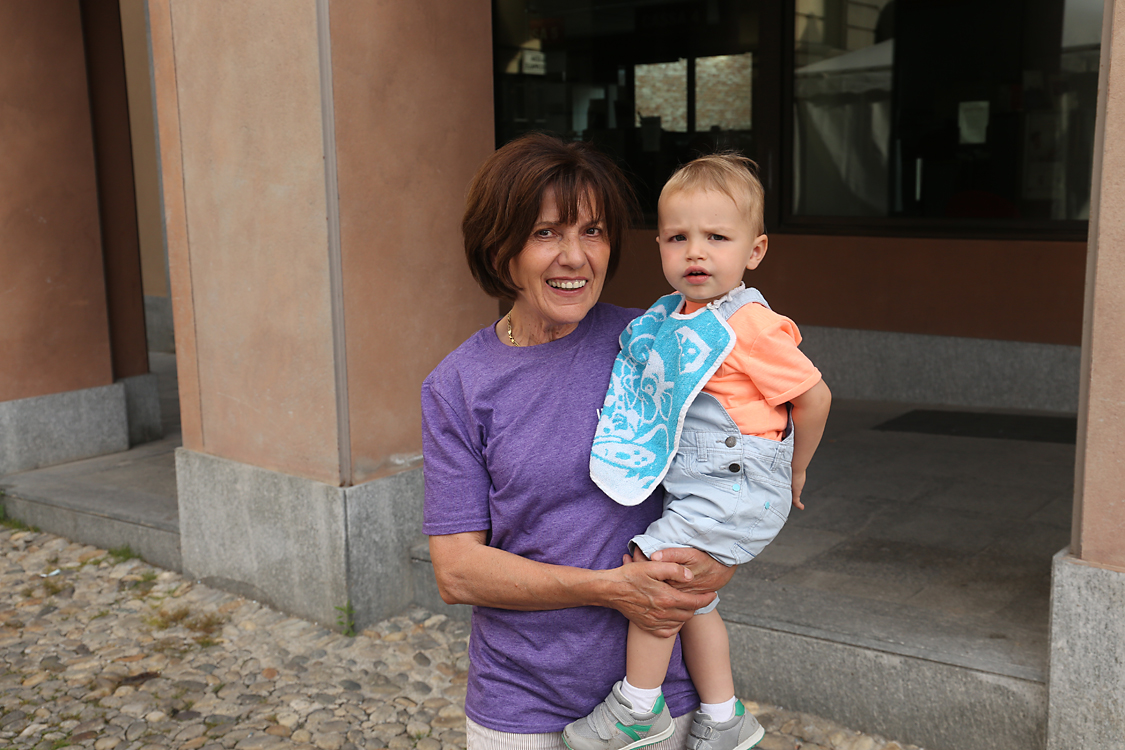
[[728, 618, 1047, 750], [1028, 496, 1074, 528], [0, 434, 179, 529], [915, 478, 1062, 520], [785, 494, 889, 535], [0, 434, 182, 570], [722, 574, 1048, 681], [754, 527, 847, 567], [0, 352, 183, 571]]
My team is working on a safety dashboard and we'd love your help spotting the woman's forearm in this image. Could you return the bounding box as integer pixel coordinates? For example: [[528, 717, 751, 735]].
[[429, 531, 714, 637], [430, 531, 610, 610]]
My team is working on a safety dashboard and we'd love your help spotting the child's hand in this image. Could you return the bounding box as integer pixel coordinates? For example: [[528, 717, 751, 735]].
[[792, 470, 807, 510], [789, 380, 830, 513]]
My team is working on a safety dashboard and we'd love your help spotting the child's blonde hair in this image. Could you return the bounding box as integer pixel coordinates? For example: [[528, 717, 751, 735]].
[[661, 152, 765, 236]]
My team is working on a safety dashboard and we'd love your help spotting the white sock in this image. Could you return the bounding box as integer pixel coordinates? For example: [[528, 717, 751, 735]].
[[699, 697, 737, 723], [620, 677, 662, 713]]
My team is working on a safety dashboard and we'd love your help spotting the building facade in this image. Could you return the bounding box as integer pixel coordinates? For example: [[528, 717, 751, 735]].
[[1, 2, 1123, 748]]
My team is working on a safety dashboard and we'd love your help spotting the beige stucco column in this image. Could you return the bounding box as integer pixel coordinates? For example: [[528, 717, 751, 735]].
[[1047, 1, 1125, 746], [150, 0, 495, 628], [0, 3, 147, 475]]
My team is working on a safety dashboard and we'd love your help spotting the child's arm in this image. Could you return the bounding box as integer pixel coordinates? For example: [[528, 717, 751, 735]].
[[790, 379, 832, 510]]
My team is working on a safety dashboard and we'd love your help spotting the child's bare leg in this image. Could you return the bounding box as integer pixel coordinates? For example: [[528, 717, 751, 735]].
[[626, 620, 677, 689], [623, 548, 677, 692], [680, 609, 735, 704], [563, 623, 679, 750]]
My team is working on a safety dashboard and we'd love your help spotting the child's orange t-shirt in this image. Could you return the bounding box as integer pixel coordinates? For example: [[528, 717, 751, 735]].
[[682, 299, 821, 441]]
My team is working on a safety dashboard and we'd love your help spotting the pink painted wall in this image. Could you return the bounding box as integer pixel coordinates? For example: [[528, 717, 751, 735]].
[[603, 231, 1085, 347], [0, 1, 114, 403], [330, 0, 497, 484], [157, 0, 342, 483], [82, 0, 150, 380], [1073, 0, 1125, 570], [149, 0, 202, 448], [153, 0, 496, 486]]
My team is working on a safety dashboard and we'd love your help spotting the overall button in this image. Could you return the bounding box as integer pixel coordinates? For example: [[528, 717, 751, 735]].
[[729, 463, 741, 472], [724, 436, 737, 448]]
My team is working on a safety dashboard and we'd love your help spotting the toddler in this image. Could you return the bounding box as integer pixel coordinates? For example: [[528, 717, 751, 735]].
[[568, 153, 832, 750]]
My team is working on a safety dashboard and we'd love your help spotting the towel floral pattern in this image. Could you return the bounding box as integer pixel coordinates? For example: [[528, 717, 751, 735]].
[[590, 292, 736, 506]]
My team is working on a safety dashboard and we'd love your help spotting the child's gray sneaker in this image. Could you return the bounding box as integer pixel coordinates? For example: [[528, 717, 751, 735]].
[[562, 681, 675, 750], [686, 701, 764, 750]]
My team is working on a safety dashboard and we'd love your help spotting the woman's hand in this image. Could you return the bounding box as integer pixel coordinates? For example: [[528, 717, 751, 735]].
[[602, 558, 716, 637], [633, 547, 737, 595]]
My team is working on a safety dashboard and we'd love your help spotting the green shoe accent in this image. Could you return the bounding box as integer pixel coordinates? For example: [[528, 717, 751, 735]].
[[563, 682, 674, 750], [615, 723, 652, 741], [613, 696, 665, 742], [734, 700, 745, 717]]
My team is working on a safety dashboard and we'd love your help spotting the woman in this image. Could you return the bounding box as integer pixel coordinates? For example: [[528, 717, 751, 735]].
[[422, 133, 735, 750]]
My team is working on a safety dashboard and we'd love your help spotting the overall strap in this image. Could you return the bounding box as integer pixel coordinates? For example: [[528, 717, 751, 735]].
[[710, 285, 770, 321]]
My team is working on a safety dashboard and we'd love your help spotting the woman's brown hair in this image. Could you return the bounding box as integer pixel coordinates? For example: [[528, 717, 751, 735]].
[[462, 132, 638, 300]]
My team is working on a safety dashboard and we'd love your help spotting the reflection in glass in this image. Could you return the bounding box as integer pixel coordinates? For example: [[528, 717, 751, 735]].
[[635, 59, 688, 133], [494, 0, 760, 215], [696, 53, 754, 132], [792, 0, 1101, 223], [793, 34, 893, 216]]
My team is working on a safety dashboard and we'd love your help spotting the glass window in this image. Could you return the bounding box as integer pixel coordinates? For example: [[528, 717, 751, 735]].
[[635, 59, 688, 132], [494, 0, 763, 216], [696, 53, 755, 131], [791, 0, 1102, 223]]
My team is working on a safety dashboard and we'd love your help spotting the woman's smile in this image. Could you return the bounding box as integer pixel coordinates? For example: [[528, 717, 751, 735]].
[[546, 278, 589, 290]]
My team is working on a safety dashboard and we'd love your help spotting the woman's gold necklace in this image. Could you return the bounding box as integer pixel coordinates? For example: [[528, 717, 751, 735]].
[[506, 311, 520, 347]]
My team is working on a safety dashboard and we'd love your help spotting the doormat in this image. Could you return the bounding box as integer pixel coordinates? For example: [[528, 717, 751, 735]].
[[873, 410, 1077, 444]]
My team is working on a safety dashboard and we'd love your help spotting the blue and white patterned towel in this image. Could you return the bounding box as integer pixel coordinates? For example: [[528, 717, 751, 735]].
[[590, 292, 737, 506]]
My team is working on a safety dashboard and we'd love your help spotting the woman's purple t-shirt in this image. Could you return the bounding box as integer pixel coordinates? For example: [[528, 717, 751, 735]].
[[421, 303, 699, 734]]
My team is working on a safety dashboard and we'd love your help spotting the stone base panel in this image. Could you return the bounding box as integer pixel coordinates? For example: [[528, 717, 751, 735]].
[[1047, 549, 1125, 750], [175, 448, 423, 630], [0, 383, 129, 476], [410, 539, 472, 621], [121, 372, 163, 446], [801, 326, 1080, 414], [144, 294, 175, 354]]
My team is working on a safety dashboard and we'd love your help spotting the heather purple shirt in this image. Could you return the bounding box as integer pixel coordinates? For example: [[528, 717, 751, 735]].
[[422, 303, 698, 734]]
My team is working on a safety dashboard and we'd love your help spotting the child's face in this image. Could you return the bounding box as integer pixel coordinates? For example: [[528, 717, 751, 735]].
[[657, 189, 767, 304]]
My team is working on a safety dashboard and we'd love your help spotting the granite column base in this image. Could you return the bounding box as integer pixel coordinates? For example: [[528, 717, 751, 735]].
[[1047, 548, 1125, 749], [175, 448, 423, 630], [0, 383, 129, 476]]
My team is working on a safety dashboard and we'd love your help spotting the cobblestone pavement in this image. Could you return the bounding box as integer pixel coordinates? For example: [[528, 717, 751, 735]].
[[0, 526, 924, 750]]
